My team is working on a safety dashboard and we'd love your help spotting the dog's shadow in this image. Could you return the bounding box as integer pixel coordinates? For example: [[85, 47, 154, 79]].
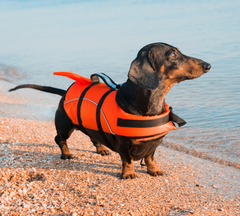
[[1, 142, 147, 179]]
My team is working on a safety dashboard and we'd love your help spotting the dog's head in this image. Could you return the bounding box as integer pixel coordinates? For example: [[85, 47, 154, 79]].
[[128, 43, 211, 90]]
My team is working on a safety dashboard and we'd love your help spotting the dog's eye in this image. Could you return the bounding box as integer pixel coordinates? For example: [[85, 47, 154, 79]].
[[171, 52, 177, 58]]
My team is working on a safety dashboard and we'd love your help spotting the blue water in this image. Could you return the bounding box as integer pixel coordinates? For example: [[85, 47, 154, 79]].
[[0, 0, 239, 164]]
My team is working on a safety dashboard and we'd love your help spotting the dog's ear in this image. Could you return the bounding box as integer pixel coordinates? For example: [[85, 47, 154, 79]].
[[128, 48, 159, 90]]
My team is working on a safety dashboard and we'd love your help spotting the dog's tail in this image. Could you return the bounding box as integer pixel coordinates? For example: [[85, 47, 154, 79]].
[[9, 84, 66, 96]]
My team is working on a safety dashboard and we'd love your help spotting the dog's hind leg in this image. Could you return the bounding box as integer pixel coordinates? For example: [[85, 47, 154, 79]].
[[54, 97, 75, 160], [90, 138, 110, 156], [55, 134, 74, 159]]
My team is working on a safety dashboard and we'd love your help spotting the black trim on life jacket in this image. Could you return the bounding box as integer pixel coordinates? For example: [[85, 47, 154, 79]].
[[75, 74, 119, 145], [96, 89, 115, 148], [117, 115, 170, 128], [76, 84, 96, 135], [117, 108, 186, 128], [75, 77, 117, 149], [169, 107, 187, 127]]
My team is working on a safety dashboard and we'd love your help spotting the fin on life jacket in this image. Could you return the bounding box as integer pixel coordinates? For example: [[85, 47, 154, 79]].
[[53, 71, 92, 85]]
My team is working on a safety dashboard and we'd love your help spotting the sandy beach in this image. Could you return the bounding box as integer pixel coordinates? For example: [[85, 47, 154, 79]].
[[0, 79, 239, 215]]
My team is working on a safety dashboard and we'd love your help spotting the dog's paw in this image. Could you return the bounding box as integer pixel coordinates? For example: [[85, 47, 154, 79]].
[[145, 157, 165, 176], [60, 154, 74, 160], [121, 171, 137, 179], [96, 145, 110, 156], [147, 169, 165, 176]]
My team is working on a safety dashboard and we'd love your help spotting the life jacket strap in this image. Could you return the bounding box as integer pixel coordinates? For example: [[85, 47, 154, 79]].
[[90, 73, 122, 89], [76, 83, 97, 135], [96, 89, 115, 147], [76, 79, 116, 147], [117, 108, 186, 129], [169, 107, 187, 127], [117, 115, 170, 128]]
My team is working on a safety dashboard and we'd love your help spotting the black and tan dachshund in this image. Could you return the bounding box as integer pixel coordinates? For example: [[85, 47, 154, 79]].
[[10, 43, 211, 179]]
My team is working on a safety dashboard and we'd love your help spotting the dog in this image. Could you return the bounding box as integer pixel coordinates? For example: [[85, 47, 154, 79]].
[[9, 43, 211, 179]]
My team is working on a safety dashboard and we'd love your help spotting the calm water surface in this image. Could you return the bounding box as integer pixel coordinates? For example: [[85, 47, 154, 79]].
[[0, 0, 239, 165]]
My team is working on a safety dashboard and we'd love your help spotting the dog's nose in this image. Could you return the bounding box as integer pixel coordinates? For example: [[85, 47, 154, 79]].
[[202, 62, 211, 72]]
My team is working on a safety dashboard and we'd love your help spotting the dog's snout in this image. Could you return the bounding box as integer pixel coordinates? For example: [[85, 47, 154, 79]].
[[202, 62, 211, 72]]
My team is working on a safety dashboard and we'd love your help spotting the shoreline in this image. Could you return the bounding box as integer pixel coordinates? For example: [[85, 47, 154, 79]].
[[0, 80, 239, 215]]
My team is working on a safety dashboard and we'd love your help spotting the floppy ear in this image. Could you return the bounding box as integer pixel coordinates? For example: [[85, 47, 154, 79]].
[[128, 48, 159, 90]]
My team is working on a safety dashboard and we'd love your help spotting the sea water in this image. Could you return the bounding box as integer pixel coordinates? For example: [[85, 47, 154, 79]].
[[0, 0, 239, 166]]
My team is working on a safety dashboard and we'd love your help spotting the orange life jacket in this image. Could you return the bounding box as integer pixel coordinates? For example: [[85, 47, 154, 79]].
[[54, 72, 185, 146]]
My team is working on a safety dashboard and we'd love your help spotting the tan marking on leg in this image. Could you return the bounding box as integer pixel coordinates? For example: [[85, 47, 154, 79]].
[[145, 155, 165, 176], [122, 159, 137, 179], [96, 144, 110, 156]]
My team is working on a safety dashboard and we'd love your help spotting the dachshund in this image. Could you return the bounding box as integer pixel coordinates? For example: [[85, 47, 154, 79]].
[[9, 43, 211, 179]]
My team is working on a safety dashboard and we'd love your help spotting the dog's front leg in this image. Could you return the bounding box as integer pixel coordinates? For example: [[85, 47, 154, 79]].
[[122, 159, 136, 179], [118, 144, 137, 179], [145, 152, 165, 176]]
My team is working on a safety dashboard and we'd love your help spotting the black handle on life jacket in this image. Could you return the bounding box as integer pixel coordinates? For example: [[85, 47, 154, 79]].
[[90, 73, 122, 89], [169, 107, 187, 127]]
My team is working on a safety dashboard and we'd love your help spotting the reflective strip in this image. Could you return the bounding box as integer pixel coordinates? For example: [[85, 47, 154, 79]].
[[96, 89, 115, 147], [82, 98, 115, 135], [64, 97, 115, 135], [64, 98, 79, 105]]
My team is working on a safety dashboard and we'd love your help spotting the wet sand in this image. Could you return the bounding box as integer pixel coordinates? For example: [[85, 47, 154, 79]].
[[0, 80, 239, 215]]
